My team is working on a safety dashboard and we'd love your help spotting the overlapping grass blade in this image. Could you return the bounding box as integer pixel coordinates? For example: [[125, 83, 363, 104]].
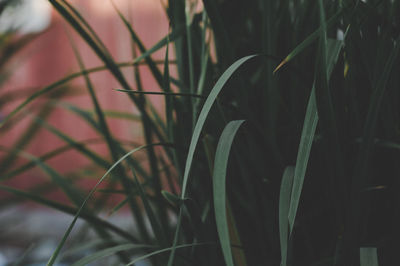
[[167, 55, 256, 266], [273, 8, 344, 73], [180, 55, 257, 198], [71, 243, 153, 266], [0, 185, 138, 243], [33, 116, 111, 169], [131, 167, 168, 247], [342, 35, 400, 263], [212, 120, 245, 266], [0, 104, 55, 173], [287, 37, 343, 231], [46, 143, 170, 266], [0, 146, 84, 205], [360, 247, 379, 266], [116, 89, 204, 98], [0, 138, 109, 180], [111, 0, 163, 86], [53, 102, 150, 180], [127, 243, 213, 266], [0, 23, 180, 129], [279, 166, 294, 266]]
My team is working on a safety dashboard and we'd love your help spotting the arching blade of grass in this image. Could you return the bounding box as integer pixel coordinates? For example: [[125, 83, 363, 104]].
[[70, 243, 154, 266], [288, 38, 343, 232], [180, 55, 257, 198], [273, 8, 345, 73], [46, 143, 171, 266], [0, 185, 138, 243], [213, 120, 245, 266], [360, 247, 378, 266], [106, 2, 171, 238], [167, 55, 256, 266], [279, 166, 294, 266], [126, 242, 213, 266], [68, 33, 155, 248]]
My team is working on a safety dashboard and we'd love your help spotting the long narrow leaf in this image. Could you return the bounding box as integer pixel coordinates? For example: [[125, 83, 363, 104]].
[[71, 243, 153, 266], [126, 243, 213, 266], [167, 55, 256, 266], [46, 143, 171, 266], [180, 55, 257, 198], [288, 39, 343, 231], [213, 120, 245, 266], [279, 166, 294, 266], [0, 185, 138, 243]]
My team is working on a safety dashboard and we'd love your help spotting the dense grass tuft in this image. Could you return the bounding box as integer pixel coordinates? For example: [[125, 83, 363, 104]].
[[1, 0, 400, 265]]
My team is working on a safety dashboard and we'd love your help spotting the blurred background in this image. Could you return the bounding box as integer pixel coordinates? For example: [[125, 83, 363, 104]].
[[0, 0, 169, 264]]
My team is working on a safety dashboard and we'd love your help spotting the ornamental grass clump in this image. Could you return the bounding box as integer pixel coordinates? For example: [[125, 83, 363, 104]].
[[1, 0, 400, 265]]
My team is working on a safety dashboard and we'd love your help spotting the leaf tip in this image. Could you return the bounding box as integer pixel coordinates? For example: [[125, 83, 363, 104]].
[[273, 57, 289, 74]]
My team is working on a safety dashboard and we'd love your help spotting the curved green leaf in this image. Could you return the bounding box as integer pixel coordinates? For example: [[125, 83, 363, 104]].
[[46, 142, 171, 266], [71, 243, 153, 266], [288, 39, 343, 232], [126, 243, 212, 266], [180, 55, 257, 198], [213, 120, 245, 266], [167, 55, 256, 266]]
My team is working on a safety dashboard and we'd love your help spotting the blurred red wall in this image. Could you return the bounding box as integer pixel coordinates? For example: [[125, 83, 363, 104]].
[[0, 0, 172, 199]]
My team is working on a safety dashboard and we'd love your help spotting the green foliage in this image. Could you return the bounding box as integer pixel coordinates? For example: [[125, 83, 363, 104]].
[[1, 0, 400, 265]]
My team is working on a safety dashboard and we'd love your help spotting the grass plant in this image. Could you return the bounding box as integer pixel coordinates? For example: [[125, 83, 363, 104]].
[[1, 0, 400, 265]]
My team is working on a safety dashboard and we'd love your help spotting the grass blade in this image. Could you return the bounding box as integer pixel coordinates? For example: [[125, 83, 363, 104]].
[[288, 38, 343, 231], [126, 242, 213, 266], [360, 247, 378, 266], [46, 143, 170, 266], [131, 168, 168, 247], [0, 138, 111, 180], [32, 116, 111, 169], [342, 35, 400, 263], [115, 89, 204, 98], [167, 55, 256, 266], [0, 185, 138, 243], [279, 166, 294, 266], [110, 0, 164, 86], [71, 243, 153, 266], [180, 55, 257, 198], [213, 120, 245, 266], [273, 8, 344, 73]]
